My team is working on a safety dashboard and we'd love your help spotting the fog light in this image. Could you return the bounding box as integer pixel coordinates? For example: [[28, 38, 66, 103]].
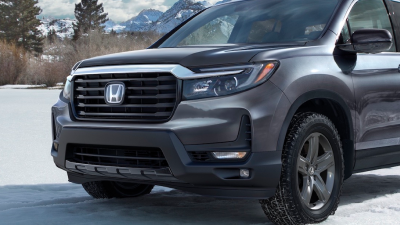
[[212, 152, 247, 159], [240, 169, 250, 178]]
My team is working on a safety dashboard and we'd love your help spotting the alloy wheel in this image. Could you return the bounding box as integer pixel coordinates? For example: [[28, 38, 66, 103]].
[[297, 132, 335, 210]]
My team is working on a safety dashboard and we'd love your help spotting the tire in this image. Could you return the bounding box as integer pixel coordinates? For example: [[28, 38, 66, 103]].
[[82, 181, 154, 199], [260, 113, 344, 225]]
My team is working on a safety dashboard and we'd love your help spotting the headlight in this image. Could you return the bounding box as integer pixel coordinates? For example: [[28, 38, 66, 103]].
[[182, 62, 279, 100], [62, 61, 81, 101], [62, 76, 72, 100]]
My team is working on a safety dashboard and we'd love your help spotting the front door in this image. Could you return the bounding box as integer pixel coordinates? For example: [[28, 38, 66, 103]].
[[340, 0, 400, 170]]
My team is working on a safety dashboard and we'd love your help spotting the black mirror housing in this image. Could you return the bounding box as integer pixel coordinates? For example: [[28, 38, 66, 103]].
[[337, 29, 392, 54]]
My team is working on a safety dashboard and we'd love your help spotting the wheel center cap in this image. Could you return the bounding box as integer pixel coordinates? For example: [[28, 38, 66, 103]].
[[308, 167, 315, 175]]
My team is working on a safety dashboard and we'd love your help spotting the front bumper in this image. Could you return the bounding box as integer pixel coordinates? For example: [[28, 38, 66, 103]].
[[51, 81, 288, 198]]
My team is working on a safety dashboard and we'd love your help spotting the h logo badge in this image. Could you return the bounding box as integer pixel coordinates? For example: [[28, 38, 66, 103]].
[[105, 83, 125, 104]]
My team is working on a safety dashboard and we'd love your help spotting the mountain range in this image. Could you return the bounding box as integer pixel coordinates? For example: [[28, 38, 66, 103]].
[[39, 0, 231, 39]]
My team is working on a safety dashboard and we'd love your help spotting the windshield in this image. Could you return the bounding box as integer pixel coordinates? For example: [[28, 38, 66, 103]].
[[159, 0, 339, 48]]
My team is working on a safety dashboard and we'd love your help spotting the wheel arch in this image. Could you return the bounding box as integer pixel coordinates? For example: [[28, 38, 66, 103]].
[[277, 90, 355, 179]]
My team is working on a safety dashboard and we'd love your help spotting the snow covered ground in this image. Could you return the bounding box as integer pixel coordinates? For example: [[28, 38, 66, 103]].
[[0, 89, 399, 225], [0, 84, 47, 89]]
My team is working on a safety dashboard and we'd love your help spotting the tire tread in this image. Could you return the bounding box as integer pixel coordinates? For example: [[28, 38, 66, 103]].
[[260, 113, 344, 225]]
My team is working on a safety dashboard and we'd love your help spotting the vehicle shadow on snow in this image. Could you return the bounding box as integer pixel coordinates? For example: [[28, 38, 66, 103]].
[[0, 174, 399, 224], [0, 183, 271, 225]]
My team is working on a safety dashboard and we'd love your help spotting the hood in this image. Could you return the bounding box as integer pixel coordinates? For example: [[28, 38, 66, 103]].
[[78, 43, 305, 69]]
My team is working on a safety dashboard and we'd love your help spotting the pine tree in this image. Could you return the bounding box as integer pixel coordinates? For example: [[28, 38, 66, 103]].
[[47, 28, 58, 44], [0, 0, 43, 53], [73, 0, 109, 41]]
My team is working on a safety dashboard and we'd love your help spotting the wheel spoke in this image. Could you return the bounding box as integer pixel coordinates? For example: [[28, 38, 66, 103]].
[[315, 152, 334, 173], [307, 135, 320, 164], [301, 176, 313, 205], [298, 156, 309, 175], [314, 175, 330, 202]]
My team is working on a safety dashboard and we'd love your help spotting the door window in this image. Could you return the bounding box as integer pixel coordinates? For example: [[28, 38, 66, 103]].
[[347, 0, 396, 51], [391, 1, 400, 24], [389, 0, 400, 52]]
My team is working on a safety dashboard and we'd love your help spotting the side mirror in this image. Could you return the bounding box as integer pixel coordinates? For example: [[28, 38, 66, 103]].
[[337, 29, 392, 54]]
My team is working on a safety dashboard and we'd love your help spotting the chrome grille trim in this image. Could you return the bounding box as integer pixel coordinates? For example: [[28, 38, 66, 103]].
[[72, 64, 243, 80]]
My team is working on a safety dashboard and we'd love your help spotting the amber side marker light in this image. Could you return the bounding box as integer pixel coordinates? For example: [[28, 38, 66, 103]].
[[255, 63, 276, 83]]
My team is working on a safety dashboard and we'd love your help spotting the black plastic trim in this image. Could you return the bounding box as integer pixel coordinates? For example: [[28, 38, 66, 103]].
[[354, 145, 400, 173], [52, 126, 282, 198], [185, 115, 251, 163], [67, 171, 276, 199], [276, 90, 355, 176]]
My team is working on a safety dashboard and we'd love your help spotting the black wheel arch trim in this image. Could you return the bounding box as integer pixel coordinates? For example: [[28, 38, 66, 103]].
[[277, 90, 355, 179]]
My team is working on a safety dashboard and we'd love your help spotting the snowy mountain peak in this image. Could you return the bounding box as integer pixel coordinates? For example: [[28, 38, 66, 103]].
[[197, 1, 213, 7], [149, 0, 208, 33], [120, 9, 163, 32], [138, 9, 163, 22]]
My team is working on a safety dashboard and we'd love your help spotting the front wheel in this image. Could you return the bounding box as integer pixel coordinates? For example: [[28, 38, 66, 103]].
[[260, 113, 344, 225], [82, 181, 154, 199]]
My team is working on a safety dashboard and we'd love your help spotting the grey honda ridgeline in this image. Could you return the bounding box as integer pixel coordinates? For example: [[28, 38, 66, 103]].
[[52, 0, 400, 224]]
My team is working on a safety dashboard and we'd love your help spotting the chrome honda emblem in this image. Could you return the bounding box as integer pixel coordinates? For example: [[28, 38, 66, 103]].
[[105, 83, 125, 104]]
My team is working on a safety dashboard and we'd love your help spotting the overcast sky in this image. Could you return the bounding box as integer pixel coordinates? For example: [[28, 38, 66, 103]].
[[37, 0, 220, 22]]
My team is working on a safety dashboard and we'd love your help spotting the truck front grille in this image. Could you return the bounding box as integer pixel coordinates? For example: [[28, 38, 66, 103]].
[[67, 144, 169, 169], [72, 72, 178, 122]]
